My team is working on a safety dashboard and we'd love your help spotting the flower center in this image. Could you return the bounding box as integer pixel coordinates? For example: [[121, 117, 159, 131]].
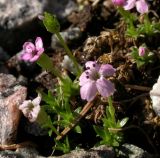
[[85, 69, 100, 81]]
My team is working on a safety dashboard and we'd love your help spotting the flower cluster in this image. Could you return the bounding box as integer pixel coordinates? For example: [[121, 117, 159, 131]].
[[112, 0, 148, 14], [20, 37, 44, 62], [79, 61, 115, 102], [19, 94, 41, 122]]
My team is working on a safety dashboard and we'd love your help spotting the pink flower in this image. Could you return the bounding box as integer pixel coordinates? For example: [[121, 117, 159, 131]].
[[79, 61, 115, 102], [20, 37, 44, 62], [19, 94, 41, 122], [112, 0, 126, 6], [124, 0, 148, 14], [138, 46, 146, 56]]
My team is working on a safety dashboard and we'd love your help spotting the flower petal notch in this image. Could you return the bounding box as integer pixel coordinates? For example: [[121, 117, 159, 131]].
[[79, 61, 116, 102], [150, 76, 160, 116], [20, 37, 44, 62]]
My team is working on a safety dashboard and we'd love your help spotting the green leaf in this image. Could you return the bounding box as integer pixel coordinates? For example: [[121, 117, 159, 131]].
[[119, 117, 129, 127], [37, 53, 53, 71], [93, 125, 106, 139], [74, 125, 82, 134], [43, 12, 60, 34]]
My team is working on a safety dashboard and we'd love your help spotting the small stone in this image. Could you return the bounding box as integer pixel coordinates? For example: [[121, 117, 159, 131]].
[[119, 143, 158, 158], [16, 147, 43, 158], [50, 145, 115, 158], [0, 73, 27, 145], [44, 0, 78, 21], [51, 27, 82, 49]]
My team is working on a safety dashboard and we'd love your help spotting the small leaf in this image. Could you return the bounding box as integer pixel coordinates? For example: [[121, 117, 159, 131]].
[[119, 117, 129, 127], [37, 53, 53, 71], [43, 12, 60, 34], [74, 125, 82, 134], [93, 125, 106, 138]]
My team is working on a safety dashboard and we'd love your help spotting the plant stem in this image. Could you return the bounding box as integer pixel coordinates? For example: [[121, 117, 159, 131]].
[[56, 95, 98, 140], [55, 32, 82, 76], [37, 53, 64, 81]]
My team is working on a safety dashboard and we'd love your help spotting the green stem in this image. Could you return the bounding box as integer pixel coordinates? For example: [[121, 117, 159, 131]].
[[55, 32, 82, 76], [108, 96, 116, 123], [144, 14, 152, 35], [118, 7, 138, 39], [37, 53, 64, 81], [108, 96, 112, 107]]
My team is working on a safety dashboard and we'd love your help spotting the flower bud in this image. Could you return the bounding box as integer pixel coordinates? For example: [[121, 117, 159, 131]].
[[138, 46, 146, 56], [112, 0, 126, 6]]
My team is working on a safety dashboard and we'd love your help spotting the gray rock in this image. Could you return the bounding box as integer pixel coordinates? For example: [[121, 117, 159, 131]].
[[0, 73, 27, 145], [0, 0, 44, 53], [16, 147, 46, 158], [43, 0, 78, 21], [50, 145, 115, 158], [0, 0, 42, 29], [51, 27, 82, 49], [24, 121, 48, 136], [0, 147, 46, 158], [119, 143, 159, 158], [0, 150, 23, 158], [0, 0, 78, 54]]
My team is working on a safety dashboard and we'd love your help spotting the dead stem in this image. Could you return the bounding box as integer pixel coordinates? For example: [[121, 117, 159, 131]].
[[56, 96, 97, 141], [125, 84, 151, 91], [114, 93, 149, 104], [0, 141, 36, 150]]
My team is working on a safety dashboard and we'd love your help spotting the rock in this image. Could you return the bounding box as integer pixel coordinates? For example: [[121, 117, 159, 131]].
[[35, 71, 56, 92], [0, 150, 23, 158], [0, 0, 44, 54], [44, 0, 78, 21], [0, 0, 78, 54], [0, 73, 27, 145], [51, 27, 82, 49], [50, 145, 115, 158], [7, 52, 40, 78], [16, 147, 46, 158], [24, 121, 48, 136], [119, 143, 158, 158], [0, 147, 46, 158]]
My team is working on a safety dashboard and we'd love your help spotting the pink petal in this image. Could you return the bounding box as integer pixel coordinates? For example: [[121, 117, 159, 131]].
[[112, 0, 126, 6], [19, 100, 32, 110], [99, 64, 116, 77], [138, 46, 146, 56], [85, 61, 100, 71], [29, 106, 40, 122], [80, 81, 97, 101], [136, 0, 148, 14], [29, 49, 44, 62], [32, 94, 41, 106], [20, 52, 33, 61], [23, 42, 35, 54], [96, 77, 115, 98], [79, 71, 92, 86], [35, 37, 43, 50], [124, 0, 136, 10], [37, 48, 44, 56], [29, 55, 40, 62]]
